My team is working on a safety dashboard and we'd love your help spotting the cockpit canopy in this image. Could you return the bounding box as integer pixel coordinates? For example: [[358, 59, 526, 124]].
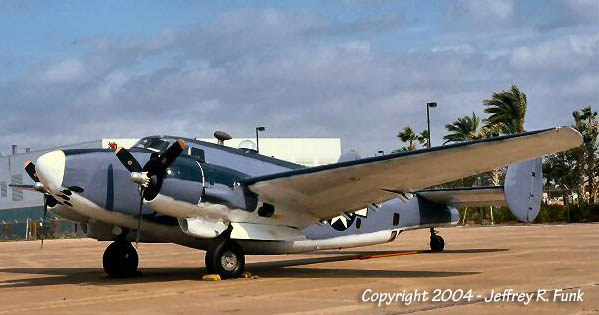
[[133, 137, 174, 153]]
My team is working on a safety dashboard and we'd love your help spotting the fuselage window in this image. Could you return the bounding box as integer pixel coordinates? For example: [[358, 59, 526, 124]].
[[356, 218, 362, 229], [393, 213, 400, 226], [190, 147, 206, 163]]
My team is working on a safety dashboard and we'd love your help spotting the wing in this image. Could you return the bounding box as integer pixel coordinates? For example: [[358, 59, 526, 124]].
[[416, 186, 506, 207], [244, 127, 581, 223]]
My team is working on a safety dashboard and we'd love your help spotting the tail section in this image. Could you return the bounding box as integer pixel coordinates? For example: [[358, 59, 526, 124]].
[[504, 158, 543, 223], [416, 158, 543, 223]]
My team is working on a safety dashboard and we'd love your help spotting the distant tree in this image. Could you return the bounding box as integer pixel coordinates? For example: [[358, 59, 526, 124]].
[[483, 84, 527, 134], [572, 106, 599, 203], [398, 127, 418, 151], [544, 151, 581, 218]]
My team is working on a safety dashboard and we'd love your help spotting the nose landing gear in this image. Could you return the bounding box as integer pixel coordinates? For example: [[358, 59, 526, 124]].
[[429, 227, 445, 252], [102, 241, 139, 277]]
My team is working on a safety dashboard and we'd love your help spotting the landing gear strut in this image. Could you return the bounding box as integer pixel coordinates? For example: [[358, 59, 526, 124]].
[[205, 239, 245, 279], [429, 227, 445, 252], [103, 241, 139, 277]]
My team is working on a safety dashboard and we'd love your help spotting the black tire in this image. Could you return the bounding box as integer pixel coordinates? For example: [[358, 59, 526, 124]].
[[103, 242, 139, 277], [430, 235, 445, 252], [206, 240, 245, 279]]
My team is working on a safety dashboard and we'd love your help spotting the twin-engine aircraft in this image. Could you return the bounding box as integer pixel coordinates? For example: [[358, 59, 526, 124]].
[[13, 127, 581, 279]]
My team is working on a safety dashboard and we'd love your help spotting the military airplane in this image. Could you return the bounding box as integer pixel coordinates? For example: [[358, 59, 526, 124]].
[[12, 127, 581, 279]]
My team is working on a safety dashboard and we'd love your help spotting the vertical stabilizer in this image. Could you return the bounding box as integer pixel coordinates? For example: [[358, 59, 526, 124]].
[[504, 158, 543, 223]]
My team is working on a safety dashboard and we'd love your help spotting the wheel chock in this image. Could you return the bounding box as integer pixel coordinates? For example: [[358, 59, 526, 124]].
[[202, 274, 221, 281]]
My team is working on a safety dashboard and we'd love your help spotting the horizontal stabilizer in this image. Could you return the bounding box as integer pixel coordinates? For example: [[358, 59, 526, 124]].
[[417, 158, 543, 223], [416, 186, 506, 208]]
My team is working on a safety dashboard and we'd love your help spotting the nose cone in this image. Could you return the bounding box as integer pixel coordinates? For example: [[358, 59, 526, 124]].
[[36, 150, 66, 192]]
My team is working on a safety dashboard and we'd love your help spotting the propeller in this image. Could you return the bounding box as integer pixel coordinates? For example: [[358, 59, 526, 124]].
[[22, 161, 59, 249], [114, 140, 187, 247]]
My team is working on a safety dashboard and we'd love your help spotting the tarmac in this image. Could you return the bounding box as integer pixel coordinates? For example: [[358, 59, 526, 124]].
[[0, 223, 597, 315]]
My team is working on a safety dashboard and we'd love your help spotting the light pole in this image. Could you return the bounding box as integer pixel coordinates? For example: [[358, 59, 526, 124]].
[[255, 126, 265, 153], [426, 102, 437, 148]]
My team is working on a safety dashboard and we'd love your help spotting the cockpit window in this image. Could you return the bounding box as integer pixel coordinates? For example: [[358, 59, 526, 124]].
[[134, 138, 171, 152]]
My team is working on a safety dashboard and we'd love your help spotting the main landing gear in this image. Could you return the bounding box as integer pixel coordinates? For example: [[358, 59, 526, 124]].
[[205, 239, 245, 279], [103, 241, 139, 277], [429, 227, 445, 252]]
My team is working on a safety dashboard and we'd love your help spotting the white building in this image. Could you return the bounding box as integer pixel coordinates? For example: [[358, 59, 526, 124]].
[[0, 137, 341, 221]]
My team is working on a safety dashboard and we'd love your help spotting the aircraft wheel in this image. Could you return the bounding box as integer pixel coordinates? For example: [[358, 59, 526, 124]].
[[103, 241, 139, 277], [206, 240, 245, 279], [430, 235, 445, 252]]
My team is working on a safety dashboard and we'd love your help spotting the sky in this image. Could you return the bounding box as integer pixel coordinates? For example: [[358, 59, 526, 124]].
[[0, 0, 597, 157]]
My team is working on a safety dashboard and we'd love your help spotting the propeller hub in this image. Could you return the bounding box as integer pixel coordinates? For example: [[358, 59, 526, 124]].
[[33, 182, 46, 193], [130, 172, 150, 187]]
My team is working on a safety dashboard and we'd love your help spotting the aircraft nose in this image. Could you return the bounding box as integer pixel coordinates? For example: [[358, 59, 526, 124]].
[[36, 150, 66, 192]]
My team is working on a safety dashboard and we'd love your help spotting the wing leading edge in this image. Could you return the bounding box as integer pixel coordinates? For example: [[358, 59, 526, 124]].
[[244, 127, 581, 225]]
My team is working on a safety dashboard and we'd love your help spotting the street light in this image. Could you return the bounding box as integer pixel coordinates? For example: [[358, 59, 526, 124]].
[[426, 102, 437, 148], [255, 126, 266, 153]]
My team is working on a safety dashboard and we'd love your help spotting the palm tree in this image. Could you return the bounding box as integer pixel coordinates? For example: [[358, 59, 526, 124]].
[[443, 112, 482, 144], [418, 130, 430, 148], [398, 127, 418, 150], [444, 112, 501, 225], [483, 84, 527, 134]]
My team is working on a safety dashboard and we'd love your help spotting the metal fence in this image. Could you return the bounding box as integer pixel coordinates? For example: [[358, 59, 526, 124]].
[[0, 218, 86, 241]]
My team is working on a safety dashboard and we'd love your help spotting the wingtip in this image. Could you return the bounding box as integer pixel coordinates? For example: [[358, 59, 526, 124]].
[[554, 126, 583, 146]]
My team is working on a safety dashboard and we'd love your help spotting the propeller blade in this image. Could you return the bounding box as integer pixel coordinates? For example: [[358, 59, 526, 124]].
[[115, 147, 143, 173], [68, 186, 85, 193], [41, 195, 48, 249], [157, 140, 187, 170], [8, 184, 36, 191], [135, 188, 145, 248], [46, 195, 59, 207], [24, 161, 39, 182]]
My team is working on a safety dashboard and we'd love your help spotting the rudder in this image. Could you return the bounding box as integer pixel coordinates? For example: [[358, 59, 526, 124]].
[[504, 158, 543, 223]]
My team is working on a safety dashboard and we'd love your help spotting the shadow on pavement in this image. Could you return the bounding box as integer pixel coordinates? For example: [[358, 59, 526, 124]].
[[0, 248, 494, 287]]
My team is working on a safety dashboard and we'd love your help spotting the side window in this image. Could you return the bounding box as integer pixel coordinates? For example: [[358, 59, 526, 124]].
[[356, 218, 362, 229], [0, 181, 6, 197], [190, 147, 206, 163], [393, 213, 400, 226]]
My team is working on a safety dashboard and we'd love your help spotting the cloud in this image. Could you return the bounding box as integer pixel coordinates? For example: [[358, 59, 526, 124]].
[[37, 58, 86, 83], [509, 33, 599, 72], [0, 7, 594, 156], [447, 0, 515, 25]]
